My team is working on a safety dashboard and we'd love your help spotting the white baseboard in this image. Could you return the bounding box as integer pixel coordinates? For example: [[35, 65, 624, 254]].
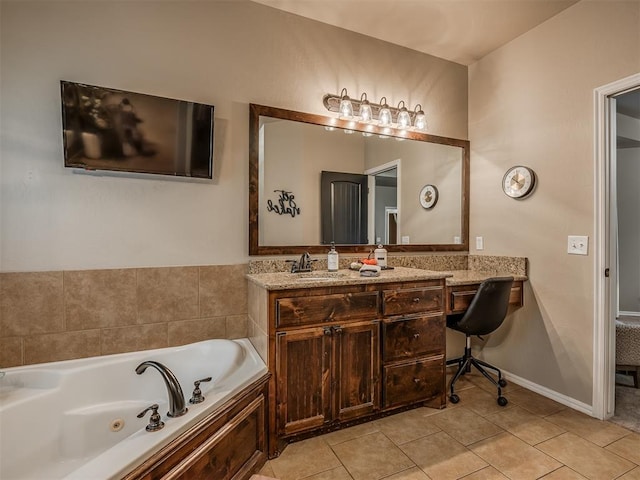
[[618, 311, 640, 317], [502, 369, 593, 416]]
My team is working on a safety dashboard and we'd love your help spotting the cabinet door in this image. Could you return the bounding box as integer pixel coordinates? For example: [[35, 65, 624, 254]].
[[276, 327, 332, 436], [334, 320, 381, 422]]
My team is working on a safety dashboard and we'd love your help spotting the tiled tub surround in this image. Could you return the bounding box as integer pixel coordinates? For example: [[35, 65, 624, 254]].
[[0, 264, 249, 368]]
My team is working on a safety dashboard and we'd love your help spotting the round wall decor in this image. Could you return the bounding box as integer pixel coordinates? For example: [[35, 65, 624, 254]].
[[419, 184, 438, 209], [502, 166, 536, 199]]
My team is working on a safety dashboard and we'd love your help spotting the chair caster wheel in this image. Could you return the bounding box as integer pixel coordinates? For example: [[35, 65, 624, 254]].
[[449, 394, 460, 404], [497, 396, 508, 406], [498, 379, 507, 388]]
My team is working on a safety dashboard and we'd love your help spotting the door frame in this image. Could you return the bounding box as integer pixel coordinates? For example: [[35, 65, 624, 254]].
[[593, 72, 640, 419], [365, 159, 402, 245]]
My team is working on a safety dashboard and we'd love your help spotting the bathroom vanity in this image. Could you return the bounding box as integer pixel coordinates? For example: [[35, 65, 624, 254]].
[[248, 267, 451, 458], [247, 265, 526, 458]]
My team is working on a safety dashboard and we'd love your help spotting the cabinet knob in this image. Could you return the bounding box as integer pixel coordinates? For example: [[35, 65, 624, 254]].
[[413, 333, 420, 339], [323, 327, 332, 336], [333, 326, 343, 334], [413, 378, 421, 384], [412, 297, 420, 303]]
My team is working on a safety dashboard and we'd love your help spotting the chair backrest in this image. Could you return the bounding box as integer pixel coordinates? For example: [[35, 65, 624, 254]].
[[455, 277, 514, 336]]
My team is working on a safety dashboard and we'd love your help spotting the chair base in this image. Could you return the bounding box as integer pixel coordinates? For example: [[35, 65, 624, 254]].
[[447, 335, 508, 406]]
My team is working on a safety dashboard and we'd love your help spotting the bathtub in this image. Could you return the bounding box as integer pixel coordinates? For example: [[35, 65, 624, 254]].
[[0, 338, 268, 480]]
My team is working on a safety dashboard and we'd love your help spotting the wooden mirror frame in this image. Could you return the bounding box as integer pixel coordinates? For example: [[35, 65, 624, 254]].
[[249, 103, 470, 255]]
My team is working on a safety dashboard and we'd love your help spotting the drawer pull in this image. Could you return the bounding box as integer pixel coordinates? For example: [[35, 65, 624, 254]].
[[413, 378, 421, 384], [333, 326, 343, 334], [323, 327, 332, 336], [413, 333, 420, 339], [412, 297, 421, 303]]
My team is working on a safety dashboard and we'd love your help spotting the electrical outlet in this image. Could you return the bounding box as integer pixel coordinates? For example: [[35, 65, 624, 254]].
[[476, 236, 484, 250], [568, 235, 588, 255], [401, 236, 410, 244], [454, 236, 461, 244]]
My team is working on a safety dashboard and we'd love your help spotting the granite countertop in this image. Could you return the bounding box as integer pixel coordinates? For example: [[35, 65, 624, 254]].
[[246, 266, 452, 290], [444, 269, 528, 286]]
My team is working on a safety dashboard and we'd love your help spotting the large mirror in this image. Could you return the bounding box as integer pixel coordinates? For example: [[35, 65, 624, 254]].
[[249, 104, 469, 255]]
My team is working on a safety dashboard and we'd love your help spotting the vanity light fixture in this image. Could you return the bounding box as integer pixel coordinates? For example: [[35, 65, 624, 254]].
[[323, 89, 427, 133]]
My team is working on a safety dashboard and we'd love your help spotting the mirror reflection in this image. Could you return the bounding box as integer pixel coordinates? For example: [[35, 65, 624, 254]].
[[249, 104, 469, 255]]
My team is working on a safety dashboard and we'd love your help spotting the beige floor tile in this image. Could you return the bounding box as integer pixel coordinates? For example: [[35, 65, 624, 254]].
[[545, 409, 630, 447], [539, 466, 588, 479], [332, 431, 414, 480], [506, 389, 566, 417], [400, 431, 488, 480], [303, 466, 354, 479], [618, 467, 640, 480], [469, 432, 561, 480], [537, 432, 636, 480], [378, 467, 431, 480], [373, 407, 441, 445], [429, 406, 504, 446], [486, 406, 566, 445], [605, 432, 640, 464], [446, 367, 478, 392], [269, 436, 342, 480], [322, 420, 380, 446], [459, 466, 509, 479], [259, 461, 276, 477], [468, 374, 522, 395], [453, 385, 513, 417]]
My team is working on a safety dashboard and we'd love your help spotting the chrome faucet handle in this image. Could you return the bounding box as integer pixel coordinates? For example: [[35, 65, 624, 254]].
[[285, 259, 300, 273], [189, 376, 212, 404], [137, 403, 164, 432]]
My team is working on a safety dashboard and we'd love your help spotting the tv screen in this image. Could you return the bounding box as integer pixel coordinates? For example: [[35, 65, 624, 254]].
[[61, 81, 214, 179]]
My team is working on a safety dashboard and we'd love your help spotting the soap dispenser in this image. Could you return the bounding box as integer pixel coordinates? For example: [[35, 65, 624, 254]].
[[328, 242, 339, 272], [374, 244, 387, 268]]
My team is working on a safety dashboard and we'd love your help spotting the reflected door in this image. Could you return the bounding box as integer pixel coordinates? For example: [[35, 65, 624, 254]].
[[321, 171, 368, 244]]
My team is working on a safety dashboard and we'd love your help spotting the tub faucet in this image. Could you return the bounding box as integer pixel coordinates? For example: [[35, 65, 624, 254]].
[[135, 361, 188, 418]]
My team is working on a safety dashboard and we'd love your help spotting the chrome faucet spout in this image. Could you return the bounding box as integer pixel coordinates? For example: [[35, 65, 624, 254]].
[[135, 361, 187, 418]]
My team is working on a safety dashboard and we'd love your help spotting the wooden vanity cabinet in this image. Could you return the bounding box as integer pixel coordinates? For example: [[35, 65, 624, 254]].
[[268, 279, 446, 457]]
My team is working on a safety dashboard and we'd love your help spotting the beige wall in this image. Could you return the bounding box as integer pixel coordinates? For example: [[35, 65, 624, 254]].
[[469, 0, 640, 405], [0, 0, 467, 273]]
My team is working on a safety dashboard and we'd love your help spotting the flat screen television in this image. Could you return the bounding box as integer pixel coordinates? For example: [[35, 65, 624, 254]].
[[61, 81, 214, 179]]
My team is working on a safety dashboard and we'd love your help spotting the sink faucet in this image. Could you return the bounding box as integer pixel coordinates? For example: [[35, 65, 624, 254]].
[[135, 361, 188, 418], [286, 252, 316, 273]]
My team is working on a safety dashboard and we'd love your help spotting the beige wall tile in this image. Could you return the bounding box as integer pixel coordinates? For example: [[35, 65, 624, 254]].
[[200, 265, 247, 317], [1, 272, 63, 336], [137, 267, 198, 323], [64, 269, 137, 330], [167, 317, 226, 346], [226, 314, 248, 339], [102, 323, 168, 355], [0, 336, 23, 367], [24, 330, 101, 364]]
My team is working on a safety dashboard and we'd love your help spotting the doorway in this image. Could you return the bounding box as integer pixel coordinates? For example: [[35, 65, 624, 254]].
[[594, 73, 640, 420]]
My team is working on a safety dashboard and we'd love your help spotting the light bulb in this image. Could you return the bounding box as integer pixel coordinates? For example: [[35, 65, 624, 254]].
[[397, 101, 411, 130], [378, 97, 392, 127], [413, 105, 427, 131], [359, 102, 372, 123], [339, 88, 353, 119]]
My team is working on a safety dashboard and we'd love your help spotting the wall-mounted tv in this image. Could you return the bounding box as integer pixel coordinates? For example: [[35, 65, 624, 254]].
[[61, 81, 214, 179]]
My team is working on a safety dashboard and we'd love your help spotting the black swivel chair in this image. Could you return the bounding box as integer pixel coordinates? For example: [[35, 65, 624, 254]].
[[446, 276, 514, 406]]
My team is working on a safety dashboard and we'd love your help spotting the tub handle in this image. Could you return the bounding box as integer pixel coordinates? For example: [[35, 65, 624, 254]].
[[189, 376, 212, 404], [137, 403, 164, 432]]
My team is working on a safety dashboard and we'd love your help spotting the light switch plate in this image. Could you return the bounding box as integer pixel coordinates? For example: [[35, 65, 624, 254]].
[[568, 235, 588, 255], [476, 236, 484, 250]]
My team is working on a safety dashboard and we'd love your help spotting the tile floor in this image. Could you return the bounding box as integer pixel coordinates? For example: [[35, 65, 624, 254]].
[[258, 369, 640, 480]]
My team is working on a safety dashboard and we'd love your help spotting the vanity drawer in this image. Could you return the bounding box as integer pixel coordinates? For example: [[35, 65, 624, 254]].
[[383, 355, 445, 408], [382, 313, 445, 362], [276, 291, 380, 328], [382, 285, 443, 317], [448, 281, 523, 314]]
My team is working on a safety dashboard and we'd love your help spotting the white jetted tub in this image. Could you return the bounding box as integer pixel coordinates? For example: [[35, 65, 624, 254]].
[[0, 339, 268, 480]]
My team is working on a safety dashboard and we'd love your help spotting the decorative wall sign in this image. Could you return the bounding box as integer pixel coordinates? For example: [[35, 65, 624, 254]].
[[267, 190, 300, 217], [502, 166, 536, 199], [419, 184, 438, 209]]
